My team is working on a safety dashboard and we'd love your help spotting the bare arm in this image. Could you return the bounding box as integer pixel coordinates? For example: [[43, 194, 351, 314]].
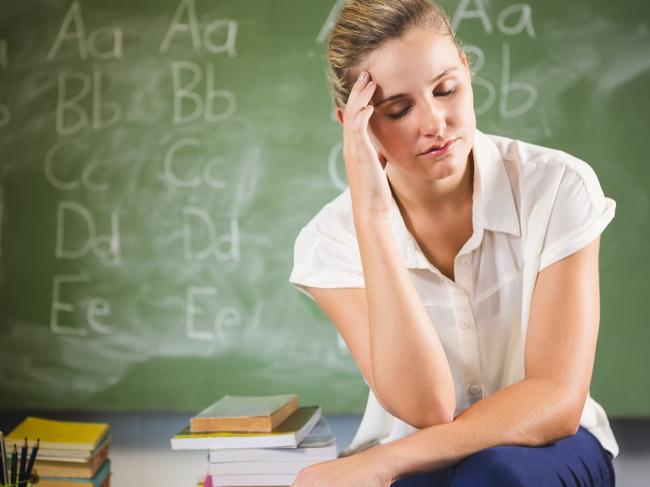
[[307, 215, 455, 428], [304, 71, 455, 428], [375, 237, 601, 478], [293, 238, 602, 486]]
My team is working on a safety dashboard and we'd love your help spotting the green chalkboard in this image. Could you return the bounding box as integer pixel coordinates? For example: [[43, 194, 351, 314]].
[[0, 0, 648, 415]]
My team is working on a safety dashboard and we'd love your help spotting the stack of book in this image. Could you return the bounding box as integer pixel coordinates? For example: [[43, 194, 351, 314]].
[[171, 394, 337, 486], [7, 417, 111, 487]]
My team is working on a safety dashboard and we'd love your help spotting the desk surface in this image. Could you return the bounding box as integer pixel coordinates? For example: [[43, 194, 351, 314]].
[[1, 413, 648, 487], [0, 411, 360, 487]]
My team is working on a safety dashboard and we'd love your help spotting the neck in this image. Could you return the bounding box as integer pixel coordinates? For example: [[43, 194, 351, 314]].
[[386, 152, 474, 218]]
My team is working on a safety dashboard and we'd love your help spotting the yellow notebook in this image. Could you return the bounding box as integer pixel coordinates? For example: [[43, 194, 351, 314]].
[[7, 417, 109, 451]]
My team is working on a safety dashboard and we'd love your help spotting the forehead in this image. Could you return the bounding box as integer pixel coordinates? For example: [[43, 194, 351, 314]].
[[361, 27, 461, 92]]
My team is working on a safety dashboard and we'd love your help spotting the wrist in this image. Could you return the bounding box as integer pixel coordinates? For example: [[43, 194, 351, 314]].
[[365, 442, 404, 482]]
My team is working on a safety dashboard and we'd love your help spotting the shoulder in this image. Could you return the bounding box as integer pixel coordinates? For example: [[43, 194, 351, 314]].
[[486, 132, 604, 203], [289, 188, 364, 293], [482, 132, 615, 268], [299, 188, 356, 240]]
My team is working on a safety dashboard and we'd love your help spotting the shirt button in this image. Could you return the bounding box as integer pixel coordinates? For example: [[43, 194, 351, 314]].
[[459, 256, 471, 268], [460, 320, 471, 329], [469, 384, 481, 395]]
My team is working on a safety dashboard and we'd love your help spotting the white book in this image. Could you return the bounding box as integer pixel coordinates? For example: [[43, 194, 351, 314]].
[[208, 417, 337, 463], [171, 406, 321, 450], [209, 458, 322, 475], [210, 472, 296, 486]]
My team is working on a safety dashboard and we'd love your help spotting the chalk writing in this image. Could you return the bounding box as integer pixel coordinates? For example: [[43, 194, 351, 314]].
[[160, 0, 238, 56], [163, 137, 227, 189], [56, 68, 122, 136], [55, 201, 122, 265], [182, 207, 240, 262], [50, 274, 112, 336], [47, 0, 122, 61], [171, 61, 236, 124], [185, 286, 242, 341], [44, 140, 109, 191]]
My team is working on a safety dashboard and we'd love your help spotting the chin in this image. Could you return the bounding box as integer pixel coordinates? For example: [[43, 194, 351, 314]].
[[424, 155, 466, 180]]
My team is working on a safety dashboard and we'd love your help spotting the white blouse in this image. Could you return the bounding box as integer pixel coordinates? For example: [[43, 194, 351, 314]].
[[289, 129, 618, 458]]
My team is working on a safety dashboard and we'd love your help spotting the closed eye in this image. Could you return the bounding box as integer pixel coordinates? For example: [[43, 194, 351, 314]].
[[386, 88, 456, 120]]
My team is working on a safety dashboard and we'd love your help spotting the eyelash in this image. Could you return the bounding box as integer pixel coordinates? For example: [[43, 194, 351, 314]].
[[387, 88, 456, 120]]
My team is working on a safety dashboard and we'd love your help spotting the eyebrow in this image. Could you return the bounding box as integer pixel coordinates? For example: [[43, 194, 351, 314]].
[[373, 67, 458, 107]]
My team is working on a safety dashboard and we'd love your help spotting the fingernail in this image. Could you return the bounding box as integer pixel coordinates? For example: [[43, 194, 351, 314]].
[[359, 71, 368, 81]]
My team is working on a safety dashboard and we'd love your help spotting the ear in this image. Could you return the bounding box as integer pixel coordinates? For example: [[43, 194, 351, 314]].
[[335, 107, 344, 126]]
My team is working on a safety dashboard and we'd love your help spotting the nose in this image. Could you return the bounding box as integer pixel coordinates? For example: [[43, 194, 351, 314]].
[[418, 98, 446, 137]]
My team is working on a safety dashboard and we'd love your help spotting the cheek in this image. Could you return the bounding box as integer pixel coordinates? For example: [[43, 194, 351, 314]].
[[372, 121, 416, 156]]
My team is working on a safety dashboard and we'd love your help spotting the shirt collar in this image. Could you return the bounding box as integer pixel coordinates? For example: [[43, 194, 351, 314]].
[[473, 129, 520, 237], [387, 128, 520, 269]]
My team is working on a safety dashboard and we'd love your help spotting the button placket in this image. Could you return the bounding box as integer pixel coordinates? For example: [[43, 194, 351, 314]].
[[447, 283, 483, 407], [454, 253, 474, 298]]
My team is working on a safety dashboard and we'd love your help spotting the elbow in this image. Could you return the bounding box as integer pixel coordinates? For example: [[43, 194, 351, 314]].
[[557, 392, 586, 439], [385, 399, 455, 430], [535, 402, 583, 446], [563, 406, 583, 437], [410, 405, 455, 429], [372, 377, 456, 429]]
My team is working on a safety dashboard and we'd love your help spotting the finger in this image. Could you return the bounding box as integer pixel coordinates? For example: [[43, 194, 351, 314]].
[[359, 104, 374, 126], [357, 81, 377, 111], [346, 71, 370, 108], [346, 82, 377, 123]]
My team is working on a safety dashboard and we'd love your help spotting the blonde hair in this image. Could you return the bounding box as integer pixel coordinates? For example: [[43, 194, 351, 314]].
[[327, 0, 459, 109]]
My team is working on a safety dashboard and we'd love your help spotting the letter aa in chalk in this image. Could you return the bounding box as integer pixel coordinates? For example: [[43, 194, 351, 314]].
[[160, 0, 237, 56], [451, 0, 493, 34], [47, 0, 122, 61], [56, 201, 122, 265], [182, 207, 240, 262], [56, 68, 122, 136], [451, 0, 536, 38], [171, 61, 236, 124]]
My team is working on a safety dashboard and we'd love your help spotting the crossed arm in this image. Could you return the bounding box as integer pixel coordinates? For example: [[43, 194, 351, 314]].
[[308, 215, 456, 429], [299, 231, 601, 482], [374, 236, 602, 479]]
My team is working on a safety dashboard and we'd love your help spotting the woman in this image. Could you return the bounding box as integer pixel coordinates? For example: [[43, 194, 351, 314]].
[[289, 0, 618, 485]]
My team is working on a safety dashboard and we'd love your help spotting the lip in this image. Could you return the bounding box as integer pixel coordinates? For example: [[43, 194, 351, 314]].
[[418, 139, 456, 158]]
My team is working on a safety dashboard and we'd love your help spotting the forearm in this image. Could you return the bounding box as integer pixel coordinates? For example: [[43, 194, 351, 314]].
[[354, 213, 456, 426], [378, 377, 581, 479]]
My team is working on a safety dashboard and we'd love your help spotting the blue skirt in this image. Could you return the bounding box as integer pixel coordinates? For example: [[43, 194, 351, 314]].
[[392, 426, 615, 486]]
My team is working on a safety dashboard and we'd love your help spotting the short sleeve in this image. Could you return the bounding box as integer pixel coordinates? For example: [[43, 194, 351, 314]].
[[539, 162, 616, 270], [289, 224, 365, 301]]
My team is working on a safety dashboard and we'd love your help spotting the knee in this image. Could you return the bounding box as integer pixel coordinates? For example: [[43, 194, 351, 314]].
[[450, 447, 529, 487]]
